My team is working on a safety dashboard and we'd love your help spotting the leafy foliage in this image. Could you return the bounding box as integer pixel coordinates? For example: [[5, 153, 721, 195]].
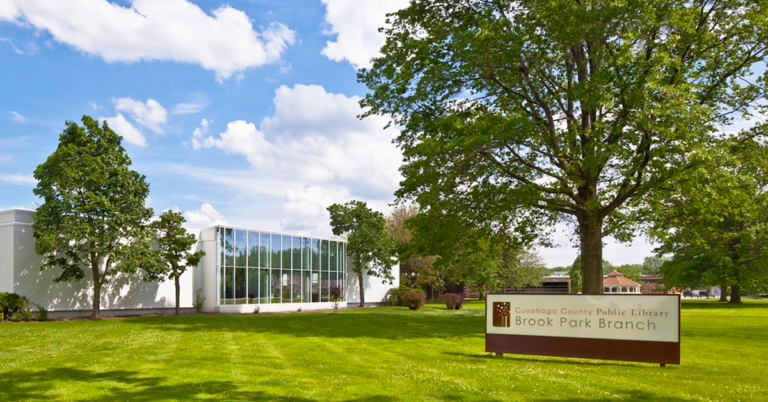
[[0, 293, 29, 321], [33, 116, 155, 318], [386, 204, 439, 289], [360, 0, 768, 294], [143, 211, 205, 315], [400, 291, 426, 311], [438, 293, 465, 310], [328, 200, 395, 307]]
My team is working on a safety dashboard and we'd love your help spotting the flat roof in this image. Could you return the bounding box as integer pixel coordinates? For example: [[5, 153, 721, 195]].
[[211, 224, 347, 243]]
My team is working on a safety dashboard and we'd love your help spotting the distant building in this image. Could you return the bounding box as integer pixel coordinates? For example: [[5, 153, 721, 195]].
[[603, 270, 641, 294], [639, 275, 666, 294]]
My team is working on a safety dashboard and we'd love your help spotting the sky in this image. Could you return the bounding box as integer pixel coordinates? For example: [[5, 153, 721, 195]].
[[0, 0, 664, 268]]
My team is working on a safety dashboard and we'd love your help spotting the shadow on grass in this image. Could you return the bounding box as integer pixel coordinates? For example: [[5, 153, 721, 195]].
[[120, 306, 487, 340], [530, 389, 689, 401], [0, 367, 397, 401]]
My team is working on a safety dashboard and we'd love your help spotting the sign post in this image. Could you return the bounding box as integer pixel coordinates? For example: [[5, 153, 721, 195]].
[[485, 294, 680, 365]]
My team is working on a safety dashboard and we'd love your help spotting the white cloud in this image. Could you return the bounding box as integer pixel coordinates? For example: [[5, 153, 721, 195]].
[[0, 173, 36, 186], [191, 118, 211, 150], [172, 94, 209, 115], [184, 203, 227, 230], [10, 111, 25, 123], [2, 0, 297, 81], [280, 185, 348, 234], [0, 37, 23, 54], [112, 97, 167, 134], [101, 113, 147, 147], [88, 101, 101, 110], [320, 0, 409, 69], [197, 84, 402, 200]]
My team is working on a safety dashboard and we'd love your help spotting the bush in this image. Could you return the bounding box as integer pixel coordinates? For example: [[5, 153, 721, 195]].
[[193, 288, 206, 313], [0, 293, 29, 321], [33, 303, 48, 321], [330, 285, 343, 302], [400, 291, 426, 311], [385, 285, 424, 307], [438, 293, 465, 310]]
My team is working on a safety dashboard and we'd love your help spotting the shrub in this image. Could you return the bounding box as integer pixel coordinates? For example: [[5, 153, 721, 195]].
[[193, 288, 206, 313], [330, 285, 343, 302], [385, 285, 424, 307], [438, 293, 465, 310], [0, 293, 29, 320], [17, 307, 33, 322], [400, 291, 426, 311], [32, 303, 48, 321]]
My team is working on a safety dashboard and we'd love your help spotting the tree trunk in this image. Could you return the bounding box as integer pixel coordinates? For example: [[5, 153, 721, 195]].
[[358, 271, 366, 308], [175, 275, 181, 316], [719, 284, 728, 302], [579, 214, 604, 295], [91, 260, 101, 319], [729, 284, 742, 304]]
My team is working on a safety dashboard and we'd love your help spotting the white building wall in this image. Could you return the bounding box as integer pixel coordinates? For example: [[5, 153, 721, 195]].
[[0, 210, 20, 293], [346, 258, 400, 306], [3, 209, 196, 315], [198, 227, 218, 313]]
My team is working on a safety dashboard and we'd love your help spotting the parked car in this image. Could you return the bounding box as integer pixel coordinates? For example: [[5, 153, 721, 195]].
[[699, 290, 710, 298], [683, 290, 699, 298]]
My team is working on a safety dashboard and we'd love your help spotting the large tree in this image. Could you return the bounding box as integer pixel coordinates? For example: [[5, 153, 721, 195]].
[[360, 0, 768, 294], [386, 204, 439, 288], [328, 201, 395, 307], [143, 211, 206, 315], [647, 131, 768, 303], [33, 116, 155, 318]]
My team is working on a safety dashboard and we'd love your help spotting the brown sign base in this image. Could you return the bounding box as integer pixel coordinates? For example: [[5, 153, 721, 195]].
[[486, 333, 680, 365]]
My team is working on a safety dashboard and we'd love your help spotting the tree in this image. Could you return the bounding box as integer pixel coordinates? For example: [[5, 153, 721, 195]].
[[143, 211, 206, 316], [360, 0, 768, 294], [647, 131, 768, 303], [386, 204, 439, 288], [33, 116, 155, 318], [615, 264, 643, 283], [568, 257, 582, 294], [643, 256, 669, 275], [327, 201, 395, 307]]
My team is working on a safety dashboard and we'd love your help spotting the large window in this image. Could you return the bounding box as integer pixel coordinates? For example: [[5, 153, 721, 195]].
[[216, 227, 347, 306]]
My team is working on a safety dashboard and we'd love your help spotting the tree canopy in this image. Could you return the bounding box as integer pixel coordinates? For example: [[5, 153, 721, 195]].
[[386, 204, 439, 289], [360, 0, 768, 294], [328, 201, 395, 307], [143, 211, 206, 315], [33, 116, 155, 318]]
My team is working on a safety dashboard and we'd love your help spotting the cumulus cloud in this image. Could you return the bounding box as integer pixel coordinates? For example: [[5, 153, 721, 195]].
[[196, 84, 402, 199], [112, 97, 167, 134], [184, 203, 227, 230], [10, 111, 25, 123], [280, 185, 349, 234], [2, 0, 296, 81], [320, 0, 409, 69], [101, 113, 147, 147], [191, 118, 212, 151]]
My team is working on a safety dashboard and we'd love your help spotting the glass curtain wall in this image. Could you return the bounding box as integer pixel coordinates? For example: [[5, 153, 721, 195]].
[[218, 226, 346, 306]]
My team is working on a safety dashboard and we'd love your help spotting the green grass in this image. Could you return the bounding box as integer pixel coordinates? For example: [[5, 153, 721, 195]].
[[1, 299, 766, 401]]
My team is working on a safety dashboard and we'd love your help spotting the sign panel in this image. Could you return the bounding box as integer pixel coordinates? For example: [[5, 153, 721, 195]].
[[485, 294, 681, 365]]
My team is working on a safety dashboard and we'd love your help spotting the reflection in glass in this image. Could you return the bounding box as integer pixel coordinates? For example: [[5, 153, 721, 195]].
[[225, 228, 234, 266], [302, 271, 311, 303], [312, 239, 320, 271], [248, 231, 259, 268], [220, 265, 225, 305], [321, 271, 329, 302], [271, 269, 281, 303], [225, 266, 234, 304], [248, 267, 258, 303], [330, 241, 337, 273], [282, 235, 291, 269], [302, 238, 310, 271], [312, 272, 320, 302], [220, 229, 224, 267], [271, 234, 281, 269], [292, 270, 301, 303], [322, 240, 329, 272], [282, 270, 291, 303], [293, 237, 301, 269], [235, 267, 247, 304], [260, 232, 270, 268], [235, 230, 247, 267], [330, 272, 338, 301], [260, 269, 270, 304]]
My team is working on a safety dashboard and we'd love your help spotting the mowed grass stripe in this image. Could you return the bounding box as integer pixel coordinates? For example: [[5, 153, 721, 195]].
[[1, 300, 767, 401]]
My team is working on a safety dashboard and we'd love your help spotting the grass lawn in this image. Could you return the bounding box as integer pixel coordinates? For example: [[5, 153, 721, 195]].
[[1, 299, 766, 401]]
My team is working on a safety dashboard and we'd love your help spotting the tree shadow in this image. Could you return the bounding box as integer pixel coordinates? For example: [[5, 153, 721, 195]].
[[0, 367, 397, 401], [529, 389, 689, 401]]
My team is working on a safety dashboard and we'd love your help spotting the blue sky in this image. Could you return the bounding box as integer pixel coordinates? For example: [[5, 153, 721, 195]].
[[0, 0, 704, 268]]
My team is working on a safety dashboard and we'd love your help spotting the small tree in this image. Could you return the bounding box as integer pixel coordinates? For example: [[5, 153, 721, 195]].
[[33, 116, 155, 319], [386, 204, 439, 288], [144, 211, 205, 315], [328, 201, 395, 308]]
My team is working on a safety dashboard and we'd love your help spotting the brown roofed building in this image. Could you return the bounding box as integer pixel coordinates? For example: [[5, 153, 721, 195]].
[[603, 270, 641, 294]]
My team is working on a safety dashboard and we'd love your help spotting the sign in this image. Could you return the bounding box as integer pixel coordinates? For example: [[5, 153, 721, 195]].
[[485, 294, 680, 365]]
